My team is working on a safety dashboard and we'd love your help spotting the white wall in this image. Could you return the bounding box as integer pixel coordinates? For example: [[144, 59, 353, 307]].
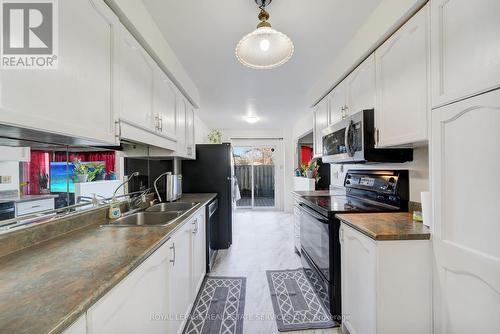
[[194, 114, 210, 144], [330, 146, 429, 202], [308, 0, 427, 106]]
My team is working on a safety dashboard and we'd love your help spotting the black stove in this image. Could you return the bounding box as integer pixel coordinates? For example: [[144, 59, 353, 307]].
[[297, 169, 409, 322]]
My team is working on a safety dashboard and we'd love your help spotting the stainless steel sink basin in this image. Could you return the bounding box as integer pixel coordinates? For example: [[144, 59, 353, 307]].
[[106, 212, 180, 227], [146, 202, 199, 213]]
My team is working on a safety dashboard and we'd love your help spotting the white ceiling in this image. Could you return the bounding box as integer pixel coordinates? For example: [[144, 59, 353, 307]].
[[142, 0, 382, 130]]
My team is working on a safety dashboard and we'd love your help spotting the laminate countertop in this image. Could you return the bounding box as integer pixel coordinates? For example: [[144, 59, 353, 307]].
[[0, 194, 58, 204], [336, 212, 431, 241], [0, 193, 217, 334]]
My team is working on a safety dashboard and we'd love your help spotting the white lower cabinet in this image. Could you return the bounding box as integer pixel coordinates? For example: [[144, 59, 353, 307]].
[[86, 207, 207, 334], [191, 210, 206, 295], [340, 223, 431, 334], [63, 315, 86, 334], [87, 239, 171, 334]]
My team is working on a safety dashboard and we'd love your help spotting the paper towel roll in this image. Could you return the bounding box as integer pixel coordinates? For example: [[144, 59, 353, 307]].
[[421, 191, 431, 228]]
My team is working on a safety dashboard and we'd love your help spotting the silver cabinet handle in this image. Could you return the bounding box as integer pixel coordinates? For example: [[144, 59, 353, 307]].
[[169, 243, 176, 265], [192, 219, 198, 234]]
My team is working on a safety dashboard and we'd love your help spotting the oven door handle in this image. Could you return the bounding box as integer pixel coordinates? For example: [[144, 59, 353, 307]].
[[299, 203, 330, 224]]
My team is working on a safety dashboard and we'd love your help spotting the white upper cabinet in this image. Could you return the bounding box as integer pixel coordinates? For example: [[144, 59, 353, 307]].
[[117, 24, 155, 131], [313, 99, 329, 157], [153, 65, 177, 139], [431, 89, 500, 334], [0, 0, 118, 145], [375, 4, 429, 147], [328, 81, 347, 126], [431, 0, 500, 108], [186, 106, 195, 159], [346, 54, 376, 115], [176, 96, 187, 155]]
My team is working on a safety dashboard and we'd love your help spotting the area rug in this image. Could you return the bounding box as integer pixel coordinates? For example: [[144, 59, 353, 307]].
[[183, 276, 246, 334], [266, 269, 337, 331]]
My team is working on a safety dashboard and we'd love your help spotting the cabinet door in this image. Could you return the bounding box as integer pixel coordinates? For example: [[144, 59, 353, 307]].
[[186, 106, 195, 158], [375, 4, 429, 147], [87, 241, 170, 334], [328, 82, 347, 125], [313, 100, 328, 157], [118, 25, 155, 131], [341, 224, 377, 334], [192, 210, 206, 295], [176, 97, 187, 155], [168, 220, 193, 334], [62, 315, 86, 334], [293, 204, 301, 253], [153, 67, 177, 139], [431, 0, 500, 108], [0, 0, 117, 145], [346, 54, 376, 115], [431, 89, 500, 334]]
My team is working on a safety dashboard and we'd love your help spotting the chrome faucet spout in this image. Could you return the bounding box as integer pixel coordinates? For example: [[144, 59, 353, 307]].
[[113, 172, 139, 198], [154, 172, 172, 203]]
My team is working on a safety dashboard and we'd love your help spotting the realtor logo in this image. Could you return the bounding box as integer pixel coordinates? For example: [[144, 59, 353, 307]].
[[1, 0, 58, 69]]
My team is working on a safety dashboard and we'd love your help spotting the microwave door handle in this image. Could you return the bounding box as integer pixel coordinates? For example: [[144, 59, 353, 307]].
[[345, 121, 353, 157]]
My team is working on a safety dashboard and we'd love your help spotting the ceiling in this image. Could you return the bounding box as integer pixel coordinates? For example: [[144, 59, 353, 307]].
[[142, 0, 382, 130]]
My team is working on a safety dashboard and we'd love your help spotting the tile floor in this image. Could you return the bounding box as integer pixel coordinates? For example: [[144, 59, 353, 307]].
[[209, 210, 340, 334]]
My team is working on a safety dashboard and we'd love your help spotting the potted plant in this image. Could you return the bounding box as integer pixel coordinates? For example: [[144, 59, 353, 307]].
[[72, 158, 88, 183], [208, 129, 222, 144], [303, 160, 321, 182], [88, 163, 106, 181], [38, 173, 49, 194]]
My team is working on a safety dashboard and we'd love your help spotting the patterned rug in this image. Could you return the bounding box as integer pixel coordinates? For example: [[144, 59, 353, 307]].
[[183, 276, 246, 334], [266, 269, 337, 332]]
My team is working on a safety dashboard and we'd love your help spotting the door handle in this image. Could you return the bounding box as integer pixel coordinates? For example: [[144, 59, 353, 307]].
[[169, 243, 176, 265], [192, 219, 198, 234]]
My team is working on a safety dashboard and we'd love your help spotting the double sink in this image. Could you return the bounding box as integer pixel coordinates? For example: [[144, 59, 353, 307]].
[[105, 202, 200, 227]]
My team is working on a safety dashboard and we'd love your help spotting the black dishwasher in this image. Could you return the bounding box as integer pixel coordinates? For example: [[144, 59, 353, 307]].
[[206, 198, 219, 272]]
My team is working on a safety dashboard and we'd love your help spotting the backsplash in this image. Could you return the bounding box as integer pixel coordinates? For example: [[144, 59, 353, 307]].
[[330, 146, 429, 202]]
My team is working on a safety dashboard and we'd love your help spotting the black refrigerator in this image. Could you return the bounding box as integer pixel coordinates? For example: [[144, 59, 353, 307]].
[[182, 143, 233, 249]]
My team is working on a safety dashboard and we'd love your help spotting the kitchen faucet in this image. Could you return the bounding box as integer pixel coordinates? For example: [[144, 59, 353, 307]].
[[154, 172, 172, 203], [112, 172, 139, 198]]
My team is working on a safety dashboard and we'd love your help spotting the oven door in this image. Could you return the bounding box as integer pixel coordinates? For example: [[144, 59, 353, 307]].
[[299, 203, 331, 281]]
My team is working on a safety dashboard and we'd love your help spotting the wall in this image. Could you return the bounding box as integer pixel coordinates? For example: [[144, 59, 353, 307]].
[[330, 146, 430, 202], [194, 114, 210, 144], [308, 0, 427, 106], [0, 162, 19, 192]]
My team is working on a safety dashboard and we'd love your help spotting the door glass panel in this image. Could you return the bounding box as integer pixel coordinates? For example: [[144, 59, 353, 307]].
[[233, 146, 275, 209]]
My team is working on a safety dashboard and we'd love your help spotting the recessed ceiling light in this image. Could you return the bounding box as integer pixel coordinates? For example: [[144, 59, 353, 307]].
[[235, 0, 294, 70], [245, 116, 259, 124]]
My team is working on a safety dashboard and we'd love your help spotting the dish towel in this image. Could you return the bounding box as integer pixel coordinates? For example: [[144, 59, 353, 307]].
[[233, 177, 241, 202]]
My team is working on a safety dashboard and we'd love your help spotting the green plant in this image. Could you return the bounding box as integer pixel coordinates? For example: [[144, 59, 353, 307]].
[[87, 163, 105, 182], [208, 129, 222, 144], [38, 173, 48, 189], [301, 160, 321, 183], [72, 158, 88, 175]]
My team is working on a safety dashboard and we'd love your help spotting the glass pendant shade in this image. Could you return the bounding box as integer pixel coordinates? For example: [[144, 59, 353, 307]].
[[236, 26, 294, 69]]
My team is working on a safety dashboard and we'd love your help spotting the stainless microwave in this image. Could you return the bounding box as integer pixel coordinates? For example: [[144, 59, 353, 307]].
[[321, 109, 413, 164]]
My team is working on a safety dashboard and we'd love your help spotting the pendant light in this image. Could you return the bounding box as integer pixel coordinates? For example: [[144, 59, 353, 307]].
[[236, 0, 294, 69]]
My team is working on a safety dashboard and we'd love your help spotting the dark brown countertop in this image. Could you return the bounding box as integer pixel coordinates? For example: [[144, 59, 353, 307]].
[[336, 212, 431, 241], [0, 193, 217, 334]]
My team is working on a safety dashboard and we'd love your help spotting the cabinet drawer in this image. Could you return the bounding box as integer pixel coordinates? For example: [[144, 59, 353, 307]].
[[16, 199, 54, 216]]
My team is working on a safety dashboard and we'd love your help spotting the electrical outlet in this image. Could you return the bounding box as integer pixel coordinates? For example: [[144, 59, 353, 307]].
[[0, 176, 12, 184]]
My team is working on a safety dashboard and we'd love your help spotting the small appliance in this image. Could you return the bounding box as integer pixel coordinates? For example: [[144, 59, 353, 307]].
[[322, 109, 413, 164]]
